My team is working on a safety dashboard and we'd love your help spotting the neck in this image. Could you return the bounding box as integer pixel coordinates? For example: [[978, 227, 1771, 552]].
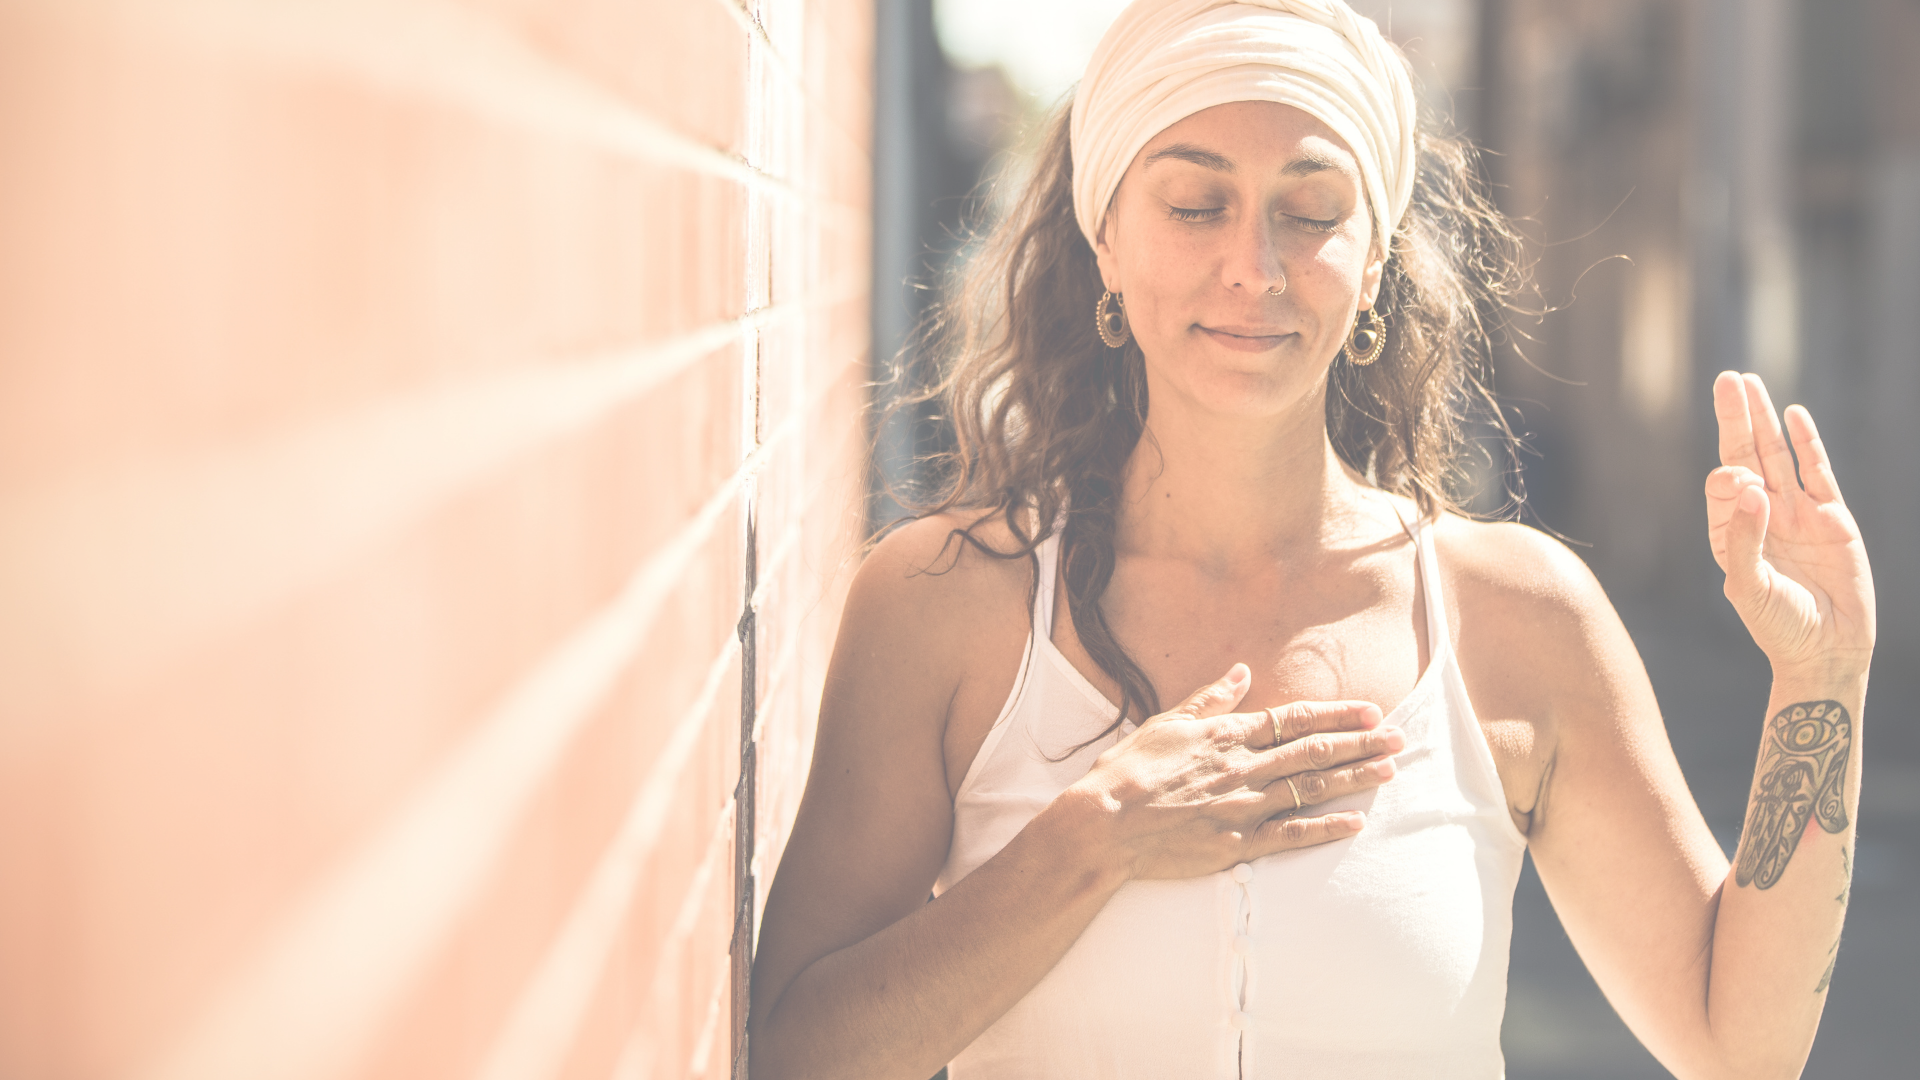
[[1113, 377, 1370, 571]]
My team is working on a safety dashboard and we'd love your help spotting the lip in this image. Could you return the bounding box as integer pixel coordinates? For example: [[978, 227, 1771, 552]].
[[1198, 325, 1292, 353]]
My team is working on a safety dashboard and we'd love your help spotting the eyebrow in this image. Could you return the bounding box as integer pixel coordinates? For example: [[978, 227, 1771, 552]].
[[1142, 143, 1347, 179], [1280, 149, 1343, 177], [1143, 143, 1234, 172]]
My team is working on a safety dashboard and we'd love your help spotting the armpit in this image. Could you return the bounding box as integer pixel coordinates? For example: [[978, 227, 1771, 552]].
[[1480, 714, 1552, 838]]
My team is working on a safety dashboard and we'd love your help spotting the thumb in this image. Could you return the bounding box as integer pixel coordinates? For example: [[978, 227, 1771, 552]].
[[1723, 482, 1771, 610], [1164, 663, 1251, 722]]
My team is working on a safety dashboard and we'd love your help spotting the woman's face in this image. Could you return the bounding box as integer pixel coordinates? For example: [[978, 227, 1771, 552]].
[[1093, 100, 1385, 420]]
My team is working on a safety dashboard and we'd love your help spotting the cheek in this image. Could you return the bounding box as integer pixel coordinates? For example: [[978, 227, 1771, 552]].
[[1118, 228, 1215, 308], [1295, 230, 1369, 291], [1122, 216, 1210, 268]]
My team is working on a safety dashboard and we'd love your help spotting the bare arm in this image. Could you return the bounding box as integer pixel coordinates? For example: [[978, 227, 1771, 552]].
[[746, 518, 1397, 1080], [1694, 372, 1872, 1074], [1519, 372, 1873, 1080]]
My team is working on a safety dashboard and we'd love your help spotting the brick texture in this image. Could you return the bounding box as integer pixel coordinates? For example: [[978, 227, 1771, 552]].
[[0, 1, 872, 1078]]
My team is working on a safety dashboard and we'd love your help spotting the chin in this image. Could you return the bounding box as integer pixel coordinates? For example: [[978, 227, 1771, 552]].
[[1164, 355, 1326, 419]]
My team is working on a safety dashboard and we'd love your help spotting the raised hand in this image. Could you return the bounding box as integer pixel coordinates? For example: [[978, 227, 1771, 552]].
[[1706, 371, 1875, 675], [1065, 664, 1403, 881]]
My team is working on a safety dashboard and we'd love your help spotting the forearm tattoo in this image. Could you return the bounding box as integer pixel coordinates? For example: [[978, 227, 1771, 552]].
[[1735, 700, 1852, 890]]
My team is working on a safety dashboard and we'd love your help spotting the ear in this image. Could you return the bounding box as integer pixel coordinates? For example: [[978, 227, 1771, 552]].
[[1092, 210, 1122, 294], [1358, 234, 1387, 310]]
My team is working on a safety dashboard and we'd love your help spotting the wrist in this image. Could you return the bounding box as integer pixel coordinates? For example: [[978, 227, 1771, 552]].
[[1769, 654, 1871, 696], [1034, 784, 1136, 891]]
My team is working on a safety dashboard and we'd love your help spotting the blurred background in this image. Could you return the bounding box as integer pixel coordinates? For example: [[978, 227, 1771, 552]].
[[0, 1, 1913, 1078], [875, 0, 1920, 1076]]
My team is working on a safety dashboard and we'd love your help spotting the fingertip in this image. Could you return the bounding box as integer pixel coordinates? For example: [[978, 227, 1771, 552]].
[[1225, 663, 1250, 691], [1338, 811, 1366, 831], [1743, 373, 1781, 414], [1356, 702, 1384, 727], [1737, 484, 1767, 515], [1714, 370, 1747, 398]]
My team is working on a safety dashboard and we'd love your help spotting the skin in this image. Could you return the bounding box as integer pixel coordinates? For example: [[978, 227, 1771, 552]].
[[747, 101, 1875, 1080]]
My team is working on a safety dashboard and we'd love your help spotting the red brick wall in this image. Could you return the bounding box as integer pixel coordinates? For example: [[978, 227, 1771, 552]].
[[0, 2, 872, 1077]]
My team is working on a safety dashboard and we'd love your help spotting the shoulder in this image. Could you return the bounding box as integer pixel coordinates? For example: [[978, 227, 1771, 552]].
[[826, 509, 1039, 800], [1429, 512, 1651, 742], [754, 514, 1044, 1020], [1353, 489, 1609, 632], [849, 510, 1035, 627], [1429, 513, 1613, 636], [837, 509, 1036, 691], [1429, 513, 1638, 718], [1426, 513, 1660, 827]]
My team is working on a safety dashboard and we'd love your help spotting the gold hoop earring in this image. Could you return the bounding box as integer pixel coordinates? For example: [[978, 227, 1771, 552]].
[[1343, 307, 1386, 366], [1096, 290, 1131, 348]]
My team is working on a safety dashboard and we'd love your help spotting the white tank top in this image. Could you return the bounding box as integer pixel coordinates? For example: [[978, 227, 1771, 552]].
[[934, 517, 1528, 1079]]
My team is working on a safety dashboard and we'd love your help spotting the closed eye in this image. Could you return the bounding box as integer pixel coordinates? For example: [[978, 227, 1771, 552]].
[[1291, 215, 1340, 232], [1169, 206, 1223, 222]]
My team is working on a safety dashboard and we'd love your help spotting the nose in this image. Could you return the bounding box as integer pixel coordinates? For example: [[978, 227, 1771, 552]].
[[1224, 209, 1287, 296]]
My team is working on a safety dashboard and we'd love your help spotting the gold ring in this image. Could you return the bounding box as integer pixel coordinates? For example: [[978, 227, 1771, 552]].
[[1285, 776, 1303, 812], [1264, 705, 1283, 746]]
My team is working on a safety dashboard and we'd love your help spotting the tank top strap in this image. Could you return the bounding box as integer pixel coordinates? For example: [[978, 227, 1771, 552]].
[[1032, 528, 1063, 641], [1412, 515, 1452, 664], [1386, 502, 1451, 668]]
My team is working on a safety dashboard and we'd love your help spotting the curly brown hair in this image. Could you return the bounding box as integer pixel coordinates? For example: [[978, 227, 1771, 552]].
[[882, 95, 1531, 733]]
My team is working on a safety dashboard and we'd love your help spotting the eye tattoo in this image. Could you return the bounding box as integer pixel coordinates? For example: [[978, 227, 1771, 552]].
[[1735, 700, 1852, 890]]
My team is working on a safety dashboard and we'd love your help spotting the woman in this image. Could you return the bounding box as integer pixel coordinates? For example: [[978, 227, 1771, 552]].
[[749, 1, 1875, 1077]]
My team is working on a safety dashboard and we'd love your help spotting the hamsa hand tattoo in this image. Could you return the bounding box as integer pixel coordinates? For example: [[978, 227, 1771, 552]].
[[1735, 700, 1852, 890]]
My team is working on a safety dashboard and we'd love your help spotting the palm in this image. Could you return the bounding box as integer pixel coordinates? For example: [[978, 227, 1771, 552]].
[[1707, 372, 1876, 670]]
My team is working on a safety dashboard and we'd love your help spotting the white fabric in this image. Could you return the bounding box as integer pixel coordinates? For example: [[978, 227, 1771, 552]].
[[935, 518, 1528, 1078], [1070, 0, 1417, 249]]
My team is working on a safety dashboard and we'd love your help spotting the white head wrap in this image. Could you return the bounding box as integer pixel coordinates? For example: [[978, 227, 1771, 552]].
[[1070, 0, 1417, 250]]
